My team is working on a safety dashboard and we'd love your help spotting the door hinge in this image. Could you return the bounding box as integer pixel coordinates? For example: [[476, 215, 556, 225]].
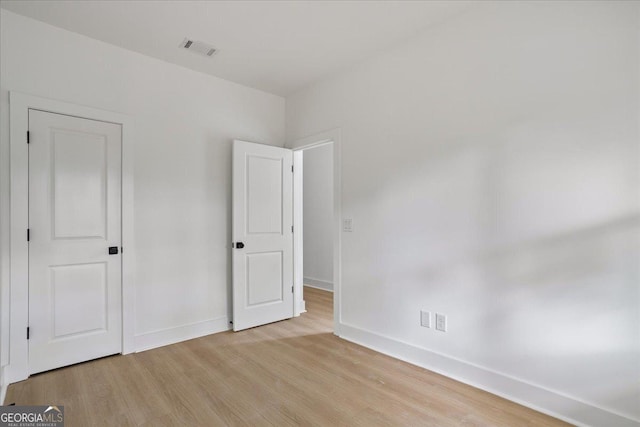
[[291, 165, 294, 173], [27, 327, 30, 340], [291, 225, 294, 233], [27, 131, 30, 144], [27, 229, 30, 242], [291, 286, 294, 293]]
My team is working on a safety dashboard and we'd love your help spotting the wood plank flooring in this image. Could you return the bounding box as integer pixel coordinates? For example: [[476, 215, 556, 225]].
[[5, 286, 569, 426]]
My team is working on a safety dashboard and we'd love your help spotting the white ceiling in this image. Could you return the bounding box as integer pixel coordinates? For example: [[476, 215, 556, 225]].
[[0, 1, 473, 96]]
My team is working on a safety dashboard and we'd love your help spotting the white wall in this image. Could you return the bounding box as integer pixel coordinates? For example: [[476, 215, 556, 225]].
[[0, 10, 285, 367], [303, 144, 333, 290], [287, 1, 640, 425]]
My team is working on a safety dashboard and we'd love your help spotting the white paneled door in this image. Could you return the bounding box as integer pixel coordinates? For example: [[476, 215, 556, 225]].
[[28, 110, 122, 374], [232, 140, 294, 331]]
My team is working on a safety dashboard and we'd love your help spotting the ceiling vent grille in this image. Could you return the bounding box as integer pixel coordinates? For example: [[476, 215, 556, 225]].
[[180, 38, 217, 57]]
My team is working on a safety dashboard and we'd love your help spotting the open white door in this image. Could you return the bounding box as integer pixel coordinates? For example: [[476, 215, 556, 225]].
[[232, 140, 294, 331]]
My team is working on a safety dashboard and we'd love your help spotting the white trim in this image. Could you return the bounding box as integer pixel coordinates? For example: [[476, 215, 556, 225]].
[[303, 277, 333, 292], [134, 317, 230, 353], [7, 92, 135, 384], [293, 150, 304, 316], [0, 366, 6, 405], [339, 322, 640, 427], [121, 116, 136, 355], [288, 128, 342, 336]]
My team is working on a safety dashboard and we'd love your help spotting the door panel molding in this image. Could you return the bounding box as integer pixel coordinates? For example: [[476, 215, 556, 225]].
[[6, 92, 135, 383]]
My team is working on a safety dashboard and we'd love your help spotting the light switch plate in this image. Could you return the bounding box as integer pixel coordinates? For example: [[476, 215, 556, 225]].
[[420, 310, 431, 328]]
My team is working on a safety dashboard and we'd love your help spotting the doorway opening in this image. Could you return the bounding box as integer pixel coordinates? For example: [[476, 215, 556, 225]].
[[231, 131, 341, 334], [292, 134, 340, 334]]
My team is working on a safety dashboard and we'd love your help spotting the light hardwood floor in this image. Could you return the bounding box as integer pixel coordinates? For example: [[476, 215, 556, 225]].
[[5, 287, 569, 426]]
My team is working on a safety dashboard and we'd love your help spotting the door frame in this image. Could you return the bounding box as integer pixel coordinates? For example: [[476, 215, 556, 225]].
[[289, 128, 342, 335], [6, 92, 135, 383]]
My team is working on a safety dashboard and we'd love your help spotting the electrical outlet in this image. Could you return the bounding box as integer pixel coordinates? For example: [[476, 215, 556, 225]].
[[435, 313, 447, 332], [343, 218, 353, 232], [420, 310, 431, 328]]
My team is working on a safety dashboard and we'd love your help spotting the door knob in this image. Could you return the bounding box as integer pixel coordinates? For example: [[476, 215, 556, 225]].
[[235, 242, 245, 249]]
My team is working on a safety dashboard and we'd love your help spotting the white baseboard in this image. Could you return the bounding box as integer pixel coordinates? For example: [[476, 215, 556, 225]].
[[135, 316, 230, 353], [338, 323, 639, 427], [304, 277, 333, 292]]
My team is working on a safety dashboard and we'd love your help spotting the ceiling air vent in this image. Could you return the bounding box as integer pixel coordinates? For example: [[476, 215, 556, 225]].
[[180, 38, 217, 57]]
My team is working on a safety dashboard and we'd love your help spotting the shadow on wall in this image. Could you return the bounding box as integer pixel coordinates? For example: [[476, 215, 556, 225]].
[[341, 109, 639, 418]]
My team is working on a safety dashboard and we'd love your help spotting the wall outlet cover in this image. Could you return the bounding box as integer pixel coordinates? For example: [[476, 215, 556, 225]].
[[435, 313, 447, 332]]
